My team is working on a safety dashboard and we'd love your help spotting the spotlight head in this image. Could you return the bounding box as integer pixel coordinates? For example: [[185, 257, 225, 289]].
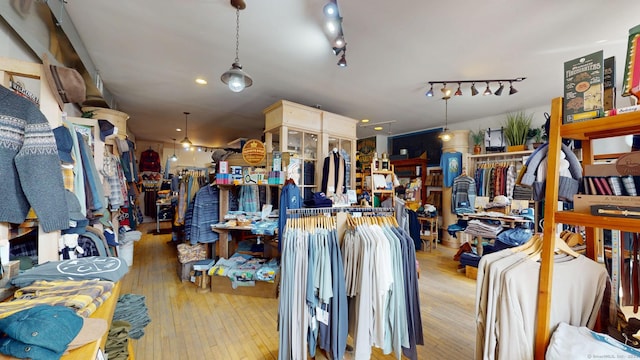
[[337, 54, 347, 67], [509, 82, 518, 95], [333, 35, 345, 48], [332, 46, 345, 56], [483, 82, 492, 96], [471, 83, 479, 96], [454, 83, 463, 96], [323, 1, 339, 18], [425, 84, 434, 97], [495, 82, 504, 96], [441, 83, 452, 99]]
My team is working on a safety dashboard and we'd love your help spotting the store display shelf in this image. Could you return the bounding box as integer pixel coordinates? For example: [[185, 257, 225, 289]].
[[468, 149, 533, 158], [560, 111, 640, 140], [554, 210, 640, 234]]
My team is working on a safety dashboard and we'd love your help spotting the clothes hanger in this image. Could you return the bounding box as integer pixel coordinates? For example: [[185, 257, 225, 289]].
[[553, 234, 581, 258]]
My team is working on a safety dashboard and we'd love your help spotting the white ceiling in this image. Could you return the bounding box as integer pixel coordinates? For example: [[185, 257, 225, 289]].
[[63, 0, 640, 148]]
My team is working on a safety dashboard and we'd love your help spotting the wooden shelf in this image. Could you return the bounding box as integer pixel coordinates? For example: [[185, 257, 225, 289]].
[[371, 163, 395, 207], [534, 97, 640, 359], [391, 157, 428, 204], [555, 210, 640, 233]]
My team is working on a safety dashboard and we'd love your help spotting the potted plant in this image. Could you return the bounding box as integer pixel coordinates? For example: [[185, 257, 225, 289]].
[[503, 111, 533, 151], [469, 128, 485, 154], [527, 125, 547, 149]]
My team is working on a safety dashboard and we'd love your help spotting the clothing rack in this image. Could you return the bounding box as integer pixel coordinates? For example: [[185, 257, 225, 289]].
[[286, 207, 394, 216]]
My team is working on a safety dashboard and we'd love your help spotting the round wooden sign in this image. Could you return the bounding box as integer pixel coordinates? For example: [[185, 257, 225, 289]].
[[242, 139, 266, 165]]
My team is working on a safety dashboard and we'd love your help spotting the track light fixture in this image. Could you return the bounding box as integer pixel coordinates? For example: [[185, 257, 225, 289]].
[[509, 81, 518, 95], [494, 82, 504, 96], [425, 84, 434, 97], [337, 52, 347, 67], [441, 83, 452, 99], [425, 77, 526, 98], [323, 1, 347, 67], [483, 82, 492, 96], [471, 83, 479, 96], [454, 83, 463, 96]]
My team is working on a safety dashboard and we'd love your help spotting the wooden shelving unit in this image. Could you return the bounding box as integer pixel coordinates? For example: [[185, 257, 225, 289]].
[[391, 157, 427, 205], [371, 164, 396, 207], [534, 97, 640, 359]]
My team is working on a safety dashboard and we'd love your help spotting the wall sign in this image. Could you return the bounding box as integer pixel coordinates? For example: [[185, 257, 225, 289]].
[[242, 139, 266, 165]]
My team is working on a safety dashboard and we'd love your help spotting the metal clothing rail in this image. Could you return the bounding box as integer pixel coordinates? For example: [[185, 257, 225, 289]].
[[286, 207, 394, 217]]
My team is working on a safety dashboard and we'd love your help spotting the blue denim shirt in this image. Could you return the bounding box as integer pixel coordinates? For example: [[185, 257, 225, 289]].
[[189, 185, 219, 244]]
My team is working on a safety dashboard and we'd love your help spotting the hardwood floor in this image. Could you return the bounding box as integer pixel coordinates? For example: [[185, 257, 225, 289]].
[[121, 223, 476, 360]]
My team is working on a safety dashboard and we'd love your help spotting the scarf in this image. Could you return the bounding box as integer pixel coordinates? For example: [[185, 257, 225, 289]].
[[327, 152, 345, 196]]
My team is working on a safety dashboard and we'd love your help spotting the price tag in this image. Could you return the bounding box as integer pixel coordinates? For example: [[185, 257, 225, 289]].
[[316, 307, 329, 325]]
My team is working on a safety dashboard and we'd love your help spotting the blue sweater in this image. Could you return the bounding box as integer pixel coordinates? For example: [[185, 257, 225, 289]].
[[0, 86, 69, 232]]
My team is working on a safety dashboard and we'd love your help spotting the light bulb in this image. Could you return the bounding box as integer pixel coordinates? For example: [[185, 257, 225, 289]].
[[228, 74, 245, 92]]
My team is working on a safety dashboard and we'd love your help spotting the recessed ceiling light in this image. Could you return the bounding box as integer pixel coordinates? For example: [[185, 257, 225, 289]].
[[195, 78, 207, 85], [361, 119, 370, 123], [374, 126, 383, 131], [176, 128, 182, 132]]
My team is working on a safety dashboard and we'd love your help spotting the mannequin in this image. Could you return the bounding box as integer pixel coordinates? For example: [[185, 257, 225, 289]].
[[321, 148, 346, 197]]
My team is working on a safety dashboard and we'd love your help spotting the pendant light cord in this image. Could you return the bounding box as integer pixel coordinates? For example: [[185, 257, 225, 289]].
[[445, 98, 448, 128], [235, 7, 240, 63]]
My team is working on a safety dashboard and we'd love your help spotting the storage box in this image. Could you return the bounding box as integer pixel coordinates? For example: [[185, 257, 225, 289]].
[[177, 260, 198, 282], [210, 273, 279, 298], [465, 265, 478, 280], [573, 194, 640, 214]]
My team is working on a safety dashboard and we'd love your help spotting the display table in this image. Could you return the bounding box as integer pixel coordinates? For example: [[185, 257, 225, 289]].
[[0, 282, 124, 360], [457, 212, 530, 256], [210, 225, 252, 259]]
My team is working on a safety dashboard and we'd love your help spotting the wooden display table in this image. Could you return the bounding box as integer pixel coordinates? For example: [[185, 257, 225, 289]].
[[457, 212, 531, 256], [210, 224, 252, 259], [0, 282, 124, 360]]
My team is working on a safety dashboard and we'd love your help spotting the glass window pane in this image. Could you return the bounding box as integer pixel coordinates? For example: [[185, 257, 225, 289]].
[[287, 130, 301, 154], [304, 132, 317, 160]]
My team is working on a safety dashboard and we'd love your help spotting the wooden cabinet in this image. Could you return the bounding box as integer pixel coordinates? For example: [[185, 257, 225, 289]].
[[534, 97, 640, 359], [391, 157, 427, 205], [263, 100, 357, 199]]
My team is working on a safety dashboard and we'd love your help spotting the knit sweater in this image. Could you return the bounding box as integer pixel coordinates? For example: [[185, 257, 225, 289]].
[[0, 86, 69, 232]]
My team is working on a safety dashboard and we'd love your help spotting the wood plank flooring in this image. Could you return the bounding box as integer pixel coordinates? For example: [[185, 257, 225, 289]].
[[120, 223, 476, 360]]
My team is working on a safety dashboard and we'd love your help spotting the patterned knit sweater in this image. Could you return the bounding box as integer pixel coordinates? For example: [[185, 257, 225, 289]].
[[0, 85, 69, 232]]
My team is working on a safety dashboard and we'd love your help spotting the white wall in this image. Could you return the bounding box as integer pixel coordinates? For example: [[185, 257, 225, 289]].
[[449, 104, 633, 155]]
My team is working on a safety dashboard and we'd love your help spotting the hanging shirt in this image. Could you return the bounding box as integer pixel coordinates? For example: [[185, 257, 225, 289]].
[[440, 152, 462, 187]]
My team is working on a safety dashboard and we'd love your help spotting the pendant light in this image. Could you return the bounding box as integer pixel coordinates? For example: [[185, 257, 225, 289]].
[[180, 112, 192, 148], [438, 97, 453, 142], [220, 0, 253, 92], [170, 138, 178, 162]]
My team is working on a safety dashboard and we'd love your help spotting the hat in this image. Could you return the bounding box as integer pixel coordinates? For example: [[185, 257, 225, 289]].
[[520, 208, 535, 222], [52, 126, 74, 164], [0, 305, 107, 358], [62, 190, 89, 234], [42, 54, 86, 111], [98, 119, 117, 141], [493, 195, 510, 206]]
